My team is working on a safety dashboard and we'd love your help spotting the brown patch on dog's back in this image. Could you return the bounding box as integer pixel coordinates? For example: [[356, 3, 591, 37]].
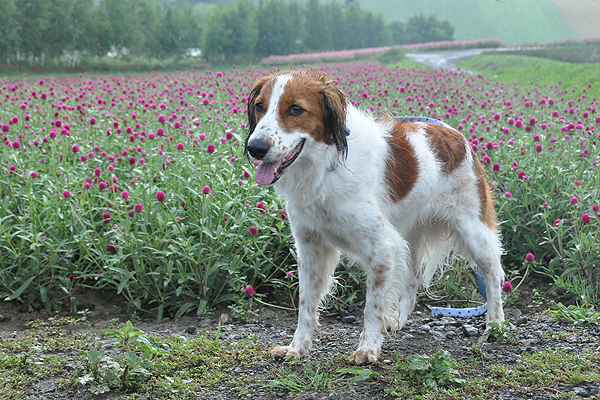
[[471, 150, 497, 230], [385, 119, 419, 202], [424, 124, 467, 174]]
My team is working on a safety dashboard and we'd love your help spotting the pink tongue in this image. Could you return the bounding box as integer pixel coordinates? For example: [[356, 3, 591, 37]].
[[255, 160, 282, 186]]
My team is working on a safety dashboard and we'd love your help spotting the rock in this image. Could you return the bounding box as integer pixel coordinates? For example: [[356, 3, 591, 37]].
[[418, 324, 431, 333], [342, 316, 356, 324], [430, 330, 446, 339], [509, 309, 522, 318], [64, 364, 76, 372], [516, 316, 528, 326], [220, 313, 229, 324], [573, 387, 589, 397], [184, 326, 197, 335], [462, 325, 479, 337]]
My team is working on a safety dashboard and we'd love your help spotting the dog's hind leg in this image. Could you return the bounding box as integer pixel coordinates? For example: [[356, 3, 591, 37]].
[[271, 233, 339, 359], [454, 217, 505, 327]]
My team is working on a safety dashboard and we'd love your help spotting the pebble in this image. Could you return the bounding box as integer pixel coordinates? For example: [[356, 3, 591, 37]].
[[462, 325, 479, 337], [342, 316, 357, 324]]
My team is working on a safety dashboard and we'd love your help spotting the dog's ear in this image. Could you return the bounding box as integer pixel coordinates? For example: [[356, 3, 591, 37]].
[[247, 76, 269, 137], [321, 81, 348, 160]]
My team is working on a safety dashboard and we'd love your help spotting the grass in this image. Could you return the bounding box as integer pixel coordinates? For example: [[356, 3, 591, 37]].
[[456, 54, 600, 100], [0, 315, 599, 398]]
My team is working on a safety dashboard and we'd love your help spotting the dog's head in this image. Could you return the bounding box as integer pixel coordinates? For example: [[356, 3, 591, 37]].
[[245, 69, 347, 186]]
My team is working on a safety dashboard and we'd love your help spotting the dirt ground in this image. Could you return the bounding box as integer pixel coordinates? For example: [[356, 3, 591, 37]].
[[1, 288, 599, 400]]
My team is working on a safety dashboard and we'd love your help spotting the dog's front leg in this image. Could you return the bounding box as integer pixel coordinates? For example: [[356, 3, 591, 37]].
[[350, 233, 409, 365], [272, 236, 339, 359]]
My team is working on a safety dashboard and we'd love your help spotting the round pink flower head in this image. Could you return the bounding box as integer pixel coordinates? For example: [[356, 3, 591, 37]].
[[249, 226, 258, 236], [245, 285, 256, 297], [581, 213, 591, 224], [121, 190, 129, 199], [158, 115, 166, 123], [505, 192, 512, 198], [30, 171, 38, 179], [286, 271, 293, 278], [525, 253, 535, 262], [156, 191, 166, 202], [106, 242, 116, 253], [207, 144, 216, 153], [570, 197, 579, 204], [177, 142, 185, 151], [502, 281, 513, 292], [202, 185, 211, 194], [63, 190, 71, 198], [134, 203, 144, 213]]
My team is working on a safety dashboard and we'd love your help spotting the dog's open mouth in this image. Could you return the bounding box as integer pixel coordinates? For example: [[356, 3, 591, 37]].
[[255, 139, 305, 186]]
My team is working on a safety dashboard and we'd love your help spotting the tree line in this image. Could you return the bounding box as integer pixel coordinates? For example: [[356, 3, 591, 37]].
[[0, 0, 454, 66]]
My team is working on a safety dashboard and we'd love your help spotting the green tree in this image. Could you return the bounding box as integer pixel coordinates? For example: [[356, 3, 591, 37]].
[[203, 0, 257, 62], [304, 0, 332, 52], [255, 0, 303, 58], [0, 0, 19, 64], [389, 21, 407, 45], [14, 0, 51, 60], [404, 14, 454, 44]]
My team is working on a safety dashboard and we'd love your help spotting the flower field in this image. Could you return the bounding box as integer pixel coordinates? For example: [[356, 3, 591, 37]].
[[1, 63, 599, 317]]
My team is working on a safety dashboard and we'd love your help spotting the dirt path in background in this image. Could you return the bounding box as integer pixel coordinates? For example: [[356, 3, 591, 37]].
[[405, 47, 523, 71]]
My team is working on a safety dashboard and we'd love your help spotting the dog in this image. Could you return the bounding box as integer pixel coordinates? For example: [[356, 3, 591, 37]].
[[245, 69, 505, 365]]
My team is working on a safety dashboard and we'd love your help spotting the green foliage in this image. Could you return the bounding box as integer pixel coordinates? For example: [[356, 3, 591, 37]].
[[404, 14, 454, 44], [397, 350, 465, 389], [547, 302, 600, 325], [267, 359, 335, 395], [478, 321, 519, 345]]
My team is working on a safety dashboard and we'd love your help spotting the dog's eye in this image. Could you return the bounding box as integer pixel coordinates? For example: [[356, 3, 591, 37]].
[[289, 105, 304, 116], [255, 102, 264, 112]]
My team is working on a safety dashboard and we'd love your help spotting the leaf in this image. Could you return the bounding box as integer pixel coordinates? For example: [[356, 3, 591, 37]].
[[5, 276, 35, 301]]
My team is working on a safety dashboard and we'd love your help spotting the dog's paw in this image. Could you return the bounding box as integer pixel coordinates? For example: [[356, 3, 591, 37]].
[[271, 345, 305, 359], [349, 348, 378, 365]]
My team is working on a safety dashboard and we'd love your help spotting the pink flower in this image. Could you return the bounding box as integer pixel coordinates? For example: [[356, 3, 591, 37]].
[[90, 117, 97, 125], [257, 202, 268, 213], [505, 192, 512, 198], [592, 204, 600, 211], [177, 142, 185, 151], [570, 197, 579, 204], [72, 145, 79, 153], [207, 144, 216, 153], [581, 213, 591, 224], [249, 226, 258, 236], [158, 115, 166, 123], [30, 171, 38, 178], [525, 253, 535, 262], [502, 281, 513, 292], [134, 203, 143, 213], [121, 191, 129, 199], [286, 271, 293, 277], [245, 285, 256, 297], [103, 212, 111, 223], [553, 219, 561, 227], [202, 186, 211, 194], [535, 144, 543, 153], [107, 242, 116, 253], [63, 190, 71, 198]]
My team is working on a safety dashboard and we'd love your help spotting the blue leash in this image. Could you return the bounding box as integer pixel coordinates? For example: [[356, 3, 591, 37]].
[[397, 116, 489, 318]]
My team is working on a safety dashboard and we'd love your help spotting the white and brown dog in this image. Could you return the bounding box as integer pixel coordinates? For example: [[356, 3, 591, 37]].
[[245, 69, 504, 365]]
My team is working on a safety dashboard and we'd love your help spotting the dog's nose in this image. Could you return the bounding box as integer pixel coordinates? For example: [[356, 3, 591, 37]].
[[247, 139, 270, 160]]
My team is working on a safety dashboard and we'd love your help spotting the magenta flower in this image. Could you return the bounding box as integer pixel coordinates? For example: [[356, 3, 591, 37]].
[[202, 186, 211, 194], [72, 145, 79, 153], [570, 197, 579, 204], [525, 253, 535, 262], [502, 281, 513, 292], [245, 285, 256, 297], [157, 128, 165, 136], [121, 191, 129, 199], [177, 142, 185, 151], [593, 204, 600, 211], [107, 242, 116, 253], [207, 144, 216, 153], [30, 171, 38, 178], [553, 219, 561, 227], [581, 213, 591, 224], [249, 226, 258, 236], [103, 212, 111, 223], [90, 117, 97, 125], [535, 144, 543, 153], [505, 192, 512, 198], [63, 190, 72, 198], [156, 191, 166, 202], [134, 203, 144, 213], [286, 271, 293, 277]]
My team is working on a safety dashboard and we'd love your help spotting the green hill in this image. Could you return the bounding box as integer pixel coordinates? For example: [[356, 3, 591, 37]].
[[358, 0, 579, 44]]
